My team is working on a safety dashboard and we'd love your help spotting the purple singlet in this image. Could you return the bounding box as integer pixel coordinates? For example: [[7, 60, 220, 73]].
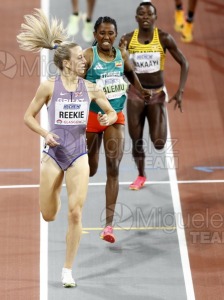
[[43, 76, 90, 170]]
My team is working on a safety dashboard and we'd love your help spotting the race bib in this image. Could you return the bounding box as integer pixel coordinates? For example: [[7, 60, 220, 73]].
[[96, 76, 128, 100], [130, 52, 161, 73], [55, 102, 88, 125]]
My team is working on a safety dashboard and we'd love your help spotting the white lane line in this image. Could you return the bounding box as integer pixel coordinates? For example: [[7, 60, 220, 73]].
[[1, 179, 224, 189], [166, 116, 195, 300], [40, 1, 50, 300], [0, 169, 32, 172]]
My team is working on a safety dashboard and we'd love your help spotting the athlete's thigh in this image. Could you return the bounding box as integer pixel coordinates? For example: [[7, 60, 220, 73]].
[[86, 131, 103, 166], [39, 154, 64, 209], [146, 103, 167, 141], [65, 154, 90, 209], [127, 98, 146, 140], [103, 124, 125, 163]]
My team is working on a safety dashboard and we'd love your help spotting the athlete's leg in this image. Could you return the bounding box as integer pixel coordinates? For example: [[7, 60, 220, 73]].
[[188, 0, 198, 16], [146, 102, 167, 150], [71, 0, 78, 13], [86, 131, 103, 176], [68, 0, 80, 37], [86, 0, 96, 20], [174, 0, 185, 32], [181, 0, 198, 42], [39, 154, 64, 221], [64, 154, 89, 269], [82, 0, 95, 42], [103, 124, 125, 227], [127, 98, 146, 177], [175, 0, 183, 7]]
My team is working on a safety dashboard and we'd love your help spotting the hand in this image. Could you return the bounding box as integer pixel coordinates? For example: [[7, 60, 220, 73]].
[[118, 36, 127, 51], [97, 112, 110, 126], [45, 132, 60, 147], [168, 91, 184, 112], [140, 88, 152, 101]]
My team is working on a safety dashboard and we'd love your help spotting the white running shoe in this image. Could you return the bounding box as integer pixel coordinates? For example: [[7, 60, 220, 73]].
[[61, 268, 76, 288], [82, 14, 94, 43], [67, 14, 80, 36]]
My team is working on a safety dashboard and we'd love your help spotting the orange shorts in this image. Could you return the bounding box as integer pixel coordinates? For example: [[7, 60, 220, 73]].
[[86, 111, 125, 133]]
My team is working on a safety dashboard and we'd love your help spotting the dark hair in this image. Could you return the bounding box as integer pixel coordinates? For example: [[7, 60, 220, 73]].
[[94, 16, 118, 33], [137, 2, 157, 15]]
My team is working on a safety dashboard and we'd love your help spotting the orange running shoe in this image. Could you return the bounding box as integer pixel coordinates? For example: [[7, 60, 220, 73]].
[[100, 226, 115, 243], [129, 176, 146, 190]]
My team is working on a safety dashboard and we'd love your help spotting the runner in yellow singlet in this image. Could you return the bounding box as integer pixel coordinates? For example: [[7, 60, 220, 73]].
[[120, 1, 189, 190]]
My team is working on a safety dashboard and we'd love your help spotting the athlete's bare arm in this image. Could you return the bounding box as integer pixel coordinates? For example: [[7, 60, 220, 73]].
[[85, 80, 118, 126], [24, 79, 60, 146]]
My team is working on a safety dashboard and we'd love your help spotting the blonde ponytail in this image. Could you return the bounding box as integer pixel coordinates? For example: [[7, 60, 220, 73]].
[[17, 8, 68, 52]]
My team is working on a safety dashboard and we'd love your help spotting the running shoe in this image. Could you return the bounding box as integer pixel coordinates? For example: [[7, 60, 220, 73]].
[[82, 14, 94, 43], [129, 176, 146, 190], [67, 14, 80, 36], [174, 10, 185, 32], [100, 226, 115, 243], [61, 268, 76, 288], [181, 22, 193, 43]]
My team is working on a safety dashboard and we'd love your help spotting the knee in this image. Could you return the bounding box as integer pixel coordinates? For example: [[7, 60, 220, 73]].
[[41, 212, 56, 222], [88, 161, 98, 177], [153, 139, 166, 150], [132, 139, 144, 153], [40, 202, 60, 222], [107, 161, 119, 178], [89, 166, 97, 177], [69, 207, 82, 224]]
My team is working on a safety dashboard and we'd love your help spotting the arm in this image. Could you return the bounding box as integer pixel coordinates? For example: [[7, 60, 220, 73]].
[[119, 37, 150, 98], [86, 80, 118, 126], [82, 47, 93, 78], [24, 80, 60, 146], [161, 32, 189, 112], [121, 48, 145, 93]]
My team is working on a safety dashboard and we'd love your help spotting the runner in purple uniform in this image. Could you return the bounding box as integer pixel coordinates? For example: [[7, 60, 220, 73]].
[[17, 9, 117, 288]]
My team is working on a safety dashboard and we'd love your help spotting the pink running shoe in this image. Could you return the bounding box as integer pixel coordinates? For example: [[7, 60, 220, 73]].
[[129, 176, 146, 190], [100, 226, 115, 243]]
